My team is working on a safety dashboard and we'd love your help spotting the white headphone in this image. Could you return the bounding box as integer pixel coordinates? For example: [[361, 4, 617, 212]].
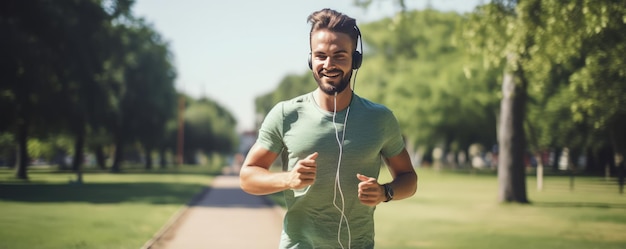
[[332, 91, 352, 249]]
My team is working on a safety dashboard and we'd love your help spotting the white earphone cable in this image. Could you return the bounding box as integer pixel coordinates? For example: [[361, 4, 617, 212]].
[[332, 92, 351, 249]]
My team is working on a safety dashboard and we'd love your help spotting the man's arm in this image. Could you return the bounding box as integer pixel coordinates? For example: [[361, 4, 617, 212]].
[[239, 143, 318, 195], [383, 148, 418, 200], [357, 148, 417, 206]]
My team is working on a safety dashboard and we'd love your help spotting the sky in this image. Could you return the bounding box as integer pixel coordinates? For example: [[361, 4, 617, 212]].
[[132, 0, 480, 132]]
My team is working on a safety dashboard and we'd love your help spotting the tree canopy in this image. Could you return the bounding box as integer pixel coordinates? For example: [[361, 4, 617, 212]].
[[1, 0, 239, 179]]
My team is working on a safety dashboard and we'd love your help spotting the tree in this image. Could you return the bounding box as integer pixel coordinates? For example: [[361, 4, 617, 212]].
[[181, 98, 238, 164], [1, 0, 133, 180], [356, 10, 501, 164], [109, 21, 177, 172], [465, 0, 538, 203], [1, 0, 63, 179], [525, 1, 626, 173], [466, 0, 626, 200]]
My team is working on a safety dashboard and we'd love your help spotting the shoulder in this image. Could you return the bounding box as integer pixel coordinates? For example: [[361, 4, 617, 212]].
[[285, 92, 313, 105], [262, 92, 314, 125], [267, 92, 313, 114], [352, 95, 400, 130], [354, 94, 394, 116]]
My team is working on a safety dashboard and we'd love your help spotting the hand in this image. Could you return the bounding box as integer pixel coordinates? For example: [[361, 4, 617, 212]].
[[356, 173, 384, 206], [287, 152, 318, 190]]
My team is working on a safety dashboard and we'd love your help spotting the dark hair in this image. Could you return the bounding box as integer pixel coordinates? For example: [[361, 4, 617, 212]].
[[307, 8, 359, 50]]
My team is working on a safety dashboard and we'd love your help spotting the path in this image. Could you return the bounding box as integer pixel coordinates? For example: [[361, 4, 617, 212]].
[[143, 175, 285, 249]]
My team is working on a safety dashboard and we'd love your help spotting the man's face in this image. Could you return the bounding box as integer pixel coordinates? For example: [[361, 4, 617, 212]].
[[310, 29, 354, 95]]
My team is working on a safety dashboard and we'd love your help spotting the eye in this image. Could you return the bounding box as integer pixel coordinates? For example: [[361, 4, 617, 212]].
[[315, 54, 327, 61], [334, 54, 348, 61]]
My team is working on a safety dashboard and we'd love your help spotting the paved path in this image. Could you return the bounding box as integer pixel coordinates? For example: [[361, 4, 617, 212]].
[[144, 175, 285, 249]]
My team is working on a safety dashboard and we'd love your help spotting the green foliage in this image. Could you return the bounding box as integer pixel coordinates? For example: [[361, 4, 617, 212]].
[[463, 0, 626, 172], [184, 98, 238, 157], [113, 20, 178, 153], [255, 73, 316, 116], [519, 1, 626, 161], [354, 10, 501, 151], [0, 0, 239, 174]]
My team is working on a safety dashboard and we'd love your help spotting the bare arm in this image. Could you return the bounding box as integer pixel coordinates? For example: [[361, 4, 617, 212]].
[[383, 148, 418, 200], [239, 143, 318, 195], [357, 148, 418, 206]]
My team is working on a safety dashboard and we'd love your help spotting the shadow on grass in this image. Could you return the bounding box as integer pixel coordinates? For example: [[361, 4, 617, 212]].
[[51, 168, 224, 177], [533, 202, 626, 209], [0, 182, 206, 205]]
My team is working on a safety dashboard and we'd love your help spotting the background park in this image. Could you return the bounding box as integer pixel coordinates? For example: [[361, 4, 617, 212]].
[[1, 0, 625, 248]]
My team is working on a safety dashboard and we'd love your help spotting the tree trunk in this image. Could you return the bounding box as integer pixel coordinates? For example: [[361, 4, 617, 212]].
[[497, 60, 529, 203], [72, 125, 85, 172], [72, 125, 85, 184], [110, 134, 123, 173], [144, 146, 153, 170], [159, 148, 167, 169], [94, 145, 106, 170], [14, 120, 29, 180]]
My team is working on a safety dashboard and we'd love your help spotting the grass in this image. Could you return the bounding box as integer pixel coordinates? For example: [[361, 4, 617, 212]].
[[3, 165, 625, 249], [0, 165, 218, 249], [268, 167, 626, 249], [373, 168, 626, 249]]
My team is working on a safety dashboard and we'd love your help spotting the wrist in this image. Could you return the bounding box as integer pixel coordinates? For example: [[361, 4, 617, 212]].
[[382, 183, 394, 202]]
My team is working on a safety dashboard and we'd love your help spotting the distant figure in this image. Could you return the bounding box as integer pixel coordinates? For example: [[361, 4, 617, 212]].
[[239, 8, 418, 248]]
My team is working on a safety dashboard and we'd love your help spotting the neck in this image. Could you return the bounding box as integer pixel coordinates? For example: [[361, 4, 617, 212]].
[[314, 88, 353, 112]]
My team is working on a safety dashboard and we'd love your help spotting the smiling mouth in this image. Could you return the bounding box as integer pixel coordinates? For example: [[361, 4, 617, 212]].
[[321, 71, 341, 78]]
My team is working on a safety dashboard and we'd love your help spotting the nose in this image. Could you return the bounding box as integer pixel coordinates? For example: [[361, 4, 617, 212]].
[[323, 57, 336, 70]]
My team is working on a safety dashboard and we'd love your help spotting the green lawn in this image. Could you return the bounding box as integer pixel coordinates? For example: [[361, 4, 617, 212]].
[[2, 166, 625, 249], [0, 166, 217, 249], [373, 168, 626, 249]]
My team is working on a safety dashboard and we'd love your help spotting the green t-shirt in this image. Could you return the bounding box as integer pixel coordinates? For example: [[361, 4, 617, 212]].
[[257, 92, 405, 249]]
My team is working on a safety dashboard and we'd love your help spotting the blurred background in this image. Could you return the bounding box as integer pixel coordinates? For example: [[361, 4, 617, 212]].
[[2, 0, 624, 184]]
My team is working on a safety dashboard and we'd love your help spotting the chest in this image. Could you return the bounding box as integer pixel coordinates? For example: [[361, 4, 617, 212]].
[[282, 108, 386, 165]]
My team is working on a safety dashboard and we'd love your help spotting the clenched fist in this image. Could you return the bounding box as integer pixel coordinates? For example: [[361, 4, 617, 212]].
[[356, 173, 384, 206], [287, 152, 318, 190]]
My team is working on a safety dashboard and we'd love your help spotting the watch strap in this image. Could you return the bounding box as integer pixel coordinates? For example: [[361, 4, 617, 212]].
[[383, 183, 394, 202]]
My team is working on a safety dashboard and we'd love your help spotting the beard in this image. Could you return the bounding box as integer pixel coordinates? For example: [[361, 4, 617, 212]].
[[314, 69, 352, 95]]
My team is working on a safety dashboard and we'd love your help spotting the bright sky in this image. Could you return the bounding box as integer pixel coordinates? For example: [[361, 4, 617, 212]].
[[132, 0, 480, 132]]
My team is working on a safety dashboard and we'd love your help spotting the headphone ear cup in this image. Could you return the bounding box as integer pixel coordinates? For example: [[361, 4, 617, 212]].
[[352, 51, 362, 69], [308, 53, 312, 70]]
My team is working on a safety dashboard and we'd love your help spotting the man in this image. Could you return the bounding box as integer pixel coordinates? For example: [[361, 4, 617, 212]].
[[240, 8, 418, 249]]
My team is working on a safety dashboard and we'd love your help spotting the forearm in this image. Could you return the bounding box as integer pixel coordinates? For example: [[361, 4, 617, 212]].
[[239, 165, 290, 195], [387, 171, 418, 201]]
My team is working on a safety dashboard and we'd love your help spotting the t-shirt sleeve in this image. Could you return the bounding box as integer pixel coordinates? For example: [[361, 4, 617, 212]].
[[256, 102, 285, 153], [380, 110, 405, 158]]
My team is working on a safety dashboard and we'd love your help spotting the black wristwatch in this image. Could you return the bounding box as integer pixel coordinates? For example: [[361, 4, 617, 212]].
[[383, 183, 394, 202]]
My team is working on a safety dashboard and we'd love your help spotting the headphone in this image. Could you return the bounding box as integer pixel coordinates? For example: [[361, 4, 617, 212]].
[[308, 26, 363, 70]]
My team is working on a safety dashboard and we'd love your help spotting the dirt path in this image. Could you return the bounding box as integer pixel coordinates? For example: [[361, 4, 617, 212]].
[[144, 175, 285, 249]]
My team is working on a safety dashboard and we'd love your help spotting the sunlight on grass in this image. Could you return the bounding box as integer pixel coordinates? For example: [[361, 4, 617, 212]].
[[374, 168, 626, 249], [0, 165, 216, 249], [269, 166, 626, 248]]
